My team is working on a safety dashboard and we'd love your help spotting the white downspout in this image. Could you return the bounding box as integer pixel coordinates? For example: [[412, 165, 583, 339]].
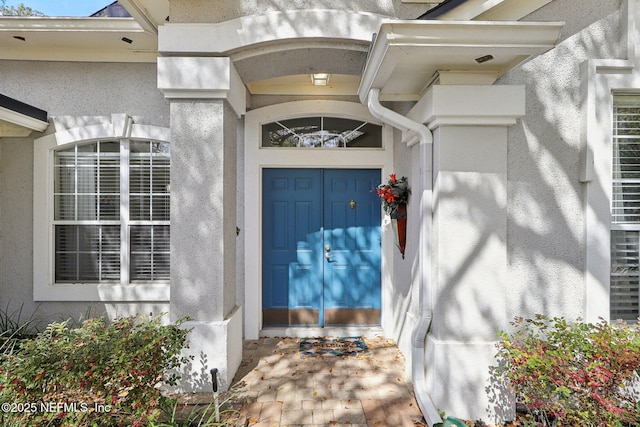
[[367, 88, 442, 427]]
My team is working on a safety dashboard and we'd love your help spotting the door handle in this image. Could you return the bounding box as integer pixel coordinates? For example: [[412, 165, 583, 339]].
[[325, 252, 331, 260], [325, 245, 331, 252]]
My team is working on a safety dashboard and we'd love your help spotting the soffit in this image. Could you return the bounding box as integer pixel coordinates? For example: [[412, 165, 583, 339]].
[[247, 74, 361, 96], [0, 17, 158, 62], [358, 19, 564, 102]]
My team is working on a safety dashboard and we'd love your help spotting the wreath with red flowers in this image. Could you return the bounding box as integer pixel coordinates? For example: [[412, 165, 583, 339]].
[[376, 174, 410, 215]]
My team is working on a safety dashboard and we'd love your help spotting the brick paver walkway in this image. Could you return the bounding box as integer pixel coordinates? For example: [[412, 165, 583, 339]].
[[231, 336, 426, 427]]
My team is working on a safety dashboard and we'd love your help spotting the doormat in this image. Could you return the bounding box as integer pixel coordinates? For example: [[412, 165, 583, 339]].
[[299, 337, 369, 358]]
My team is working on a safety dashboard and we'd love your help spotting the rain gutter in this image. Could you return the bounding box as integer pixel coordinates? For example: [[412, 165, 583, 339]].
[[0, 93, 48, 132], [366, 88, 441, 427]]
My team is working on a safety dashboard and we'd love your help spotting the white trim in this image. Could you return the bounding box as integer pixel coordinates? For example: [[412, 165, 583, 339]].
[[583, 0, 640, 323], [243, 101, 394, 339], [0, 105, 48, 132], [117, 0, 163, 34], [0, 17, 146, 33], [157, 57, 246, 117], [407, 85, 526, 130], [33, 118, 171, 302]]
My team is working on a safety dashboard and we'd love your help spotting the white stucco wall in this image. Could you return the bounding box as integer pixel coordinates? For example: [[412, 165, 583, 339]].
[[0, 61, 170, 325], [499, 0, 623, 323], [168, 0, 434, 23], [0, 61, 168, 125]]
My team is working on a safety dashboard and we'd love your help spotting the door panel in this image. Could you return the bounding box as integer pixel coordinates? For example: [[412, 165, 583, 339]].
[[263, 169, 323, 326], [323, 169, 381, 325], [262, 168, 381, 327]]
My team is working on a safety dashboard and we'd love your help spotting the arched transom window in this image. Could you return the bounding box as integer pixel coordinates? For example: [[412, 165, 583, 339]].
[[262, 116, 382, 148]]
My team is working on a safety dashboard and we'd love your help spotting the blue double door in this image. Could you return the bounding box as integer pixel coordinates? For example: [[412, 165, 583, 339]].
[[262, 168, 381, 327]]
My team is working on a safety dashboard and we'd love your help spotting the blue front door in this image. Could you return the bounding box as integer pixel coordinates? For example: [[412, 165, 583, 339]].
[[262, 168, 381, 326]]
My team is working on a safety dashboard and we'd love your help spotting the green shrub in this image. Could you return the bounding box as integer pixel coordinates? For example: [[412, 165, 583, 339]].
[[0, 302, 39, 355], [495, 315, 640, 427], [0, 314, 192, 426]]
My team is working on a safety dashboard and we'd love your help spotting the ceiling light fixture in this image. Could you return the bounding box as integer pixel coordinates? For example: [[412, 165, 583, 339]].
[[311, 73, 330, 86]]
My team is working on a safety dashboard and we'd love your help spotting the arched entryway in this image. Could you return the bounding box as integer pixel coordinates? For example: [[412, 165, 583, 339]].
[[243, 101, 394, 338]]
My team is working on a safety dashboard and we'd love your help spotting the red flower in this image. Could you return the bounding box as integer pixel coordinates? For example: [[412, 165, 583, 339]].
[[376, 174, 410, 215]]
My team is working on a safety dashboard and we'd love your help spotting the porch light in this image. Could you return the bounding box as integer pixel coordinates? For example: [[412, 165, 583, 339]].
[[310, 73, 330, 86]]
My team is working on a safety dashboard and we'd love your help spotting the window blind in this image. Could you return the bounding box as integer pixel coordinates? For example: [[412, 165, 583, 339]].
[[611, 95, 640, 320], [611, 230, 640, 321], [53, 140, 170, 284]]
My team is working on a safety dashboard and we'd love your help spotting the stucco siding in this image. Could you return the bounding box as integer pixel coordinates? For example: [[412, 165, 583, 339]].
[[0, 61, 169, 127], [0, 60, 170, 324], [500, 0, 623, 322], [169, 0, 435, 23]]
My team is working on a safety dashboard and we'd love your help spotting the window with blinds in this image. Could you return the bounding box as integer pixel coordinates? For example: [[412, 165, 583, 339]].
[[53, 140, 170, 284], [611, 95, 640, 321]]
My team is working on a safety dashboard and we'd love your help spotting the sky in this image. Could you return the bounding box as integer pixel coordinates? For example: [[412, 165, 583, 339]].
[[4, 0, 113, 17]]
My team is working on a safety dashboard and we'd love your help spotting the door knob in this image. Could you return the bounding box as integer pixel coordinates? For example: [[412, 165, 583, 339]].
[[325, 245, 331, 251], [325, 252, 331, 259]]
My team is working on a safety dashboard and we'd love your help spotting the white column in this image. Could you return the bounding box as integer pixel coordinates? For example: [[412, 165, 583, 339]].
[[409, 85, 525, 423], [158, 56, 245, 392]]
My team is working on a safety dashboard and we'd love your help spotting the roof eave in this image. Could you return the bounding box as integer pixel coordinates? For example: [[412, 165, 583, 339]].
[[0, 94, 48, 135], [357, 19, 564, 103]]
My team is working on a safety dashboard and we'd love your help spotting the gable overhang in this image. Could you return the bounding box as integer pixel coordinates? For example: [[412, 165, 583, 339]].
[[357, 19, 564, 102], [117, 0, 169, 34], [0, 94, 48, 137], [0, 17, 158, 62]]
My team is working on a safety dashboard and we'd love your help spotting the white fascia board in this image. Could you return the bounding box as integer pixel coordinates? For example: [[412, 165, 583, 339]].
[[158, 10, 384, 55], [435, 0, 554, 21], [373, 20, 563, 46], [357, 29, 395, 103], [0, 17, 146, 33], [118, 0, 162, 34], [0, 105, 48, 132]]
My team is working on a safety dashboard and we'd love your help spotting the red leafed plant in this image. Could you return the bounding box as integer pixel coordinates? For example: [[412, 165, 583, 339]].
[[0, 315, 192, 426], [495, 315, 640, 427], [376, 174, 410, 215]]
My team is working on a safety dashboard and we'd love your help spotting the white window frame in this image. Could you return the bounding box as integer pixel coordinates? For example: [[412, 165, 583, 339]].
[[582, 0, 640, 323], [610, 96, 640, 320], [34, 115, 170, 301]]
